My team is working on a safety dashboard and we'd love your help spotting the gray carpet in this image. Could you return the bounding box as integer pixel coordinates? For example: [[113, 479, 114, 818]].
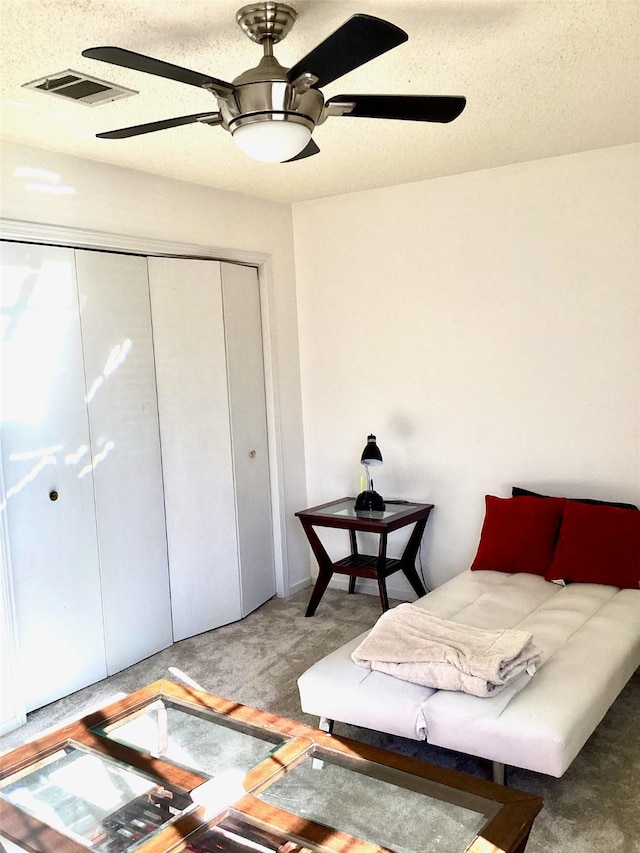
[[1, 588, 638, 852]]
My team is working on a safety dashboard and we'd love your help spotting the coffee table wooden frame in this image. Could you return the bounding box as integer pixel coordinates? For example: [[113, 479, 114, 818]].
[[0, 680, 542, 853]]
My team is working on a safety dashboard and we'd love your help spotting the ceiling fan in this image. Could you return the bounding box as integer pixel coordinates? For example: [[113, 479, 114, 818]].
[[83, 2, 466, 164]]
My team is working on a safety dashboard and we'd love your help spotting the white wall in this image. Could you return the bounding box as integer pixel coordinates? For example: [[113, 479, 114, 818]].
[[0, 140, 311, 596], [293, 144, 640, 594], [2, 141, 638, 605]]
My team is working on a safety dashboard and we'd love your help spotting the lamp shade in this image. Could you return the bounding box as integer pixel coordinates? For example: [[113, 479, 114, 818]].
[[360, 434, 383, 466], [232, 119, 312, 163]]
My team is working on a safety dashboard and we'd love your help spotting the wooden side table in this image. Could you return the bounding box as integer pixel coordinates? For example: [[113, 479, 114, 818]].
[[295, 497, 434, 616]]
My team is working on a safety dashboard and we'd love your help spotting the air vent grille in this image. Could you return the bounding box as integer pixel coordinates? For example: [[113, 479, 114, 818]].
[[23, 70, 137, 106]]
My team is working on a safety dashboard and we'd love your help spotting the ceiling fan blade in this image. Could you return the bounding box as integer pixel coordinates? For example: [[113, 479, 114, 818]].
[[287, 15, 407, 89], [327, 94, 467, 123], [96, 113, 221, 139], [82, 47, 234, 95], [283, 139, 320, 162]]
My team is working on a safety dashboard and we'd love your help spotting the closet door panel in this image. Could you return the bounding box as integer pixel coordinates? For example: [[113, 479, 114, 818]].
[[148, 257, 241, 641], [75, 250, 172, 673], [221, 263, 275, 616], [0, 242, 106, 710]]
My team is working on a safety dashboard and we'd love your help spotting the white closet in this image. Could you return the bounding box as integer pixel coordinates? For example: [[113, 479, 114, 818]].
[[220, 262, 275, 617], [75, 251, 173, 674], [148, 258, 275, 640], [1, 242, 108, 710], [1, 242, 275, 714], [0, 243, 172, 710]]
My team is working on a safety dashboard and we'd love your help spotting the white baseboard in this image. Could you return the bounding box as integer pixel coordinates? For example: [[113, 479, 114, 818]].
[[282, 576, 313, 596], [283, 574, 420, 603], [0, 714, 24, 738], [323, 575, 416, 602]]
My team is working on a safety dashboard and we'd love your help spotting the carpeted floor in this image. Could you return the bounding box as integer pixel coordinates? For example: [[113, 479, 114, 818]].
[[2, 588, 638, 852]]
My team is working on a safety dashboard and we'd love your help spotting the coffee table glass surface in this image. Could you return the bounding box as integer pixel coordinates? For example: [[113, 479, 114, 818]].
[[91, 698, 285, 779], [0, 742, 193, 852], [256, 746, 500, 853]]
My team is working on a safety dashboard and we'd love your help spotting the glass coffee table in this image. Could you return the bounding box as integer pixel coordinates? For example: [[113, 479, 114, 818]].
[[0, 680, 542, 853], [296, 498, 434, 616]]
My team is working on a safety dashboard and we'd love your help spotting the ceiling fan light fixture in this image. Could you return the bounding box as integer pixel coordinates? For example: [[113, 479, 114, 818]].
[[231, 114, 312, 162]]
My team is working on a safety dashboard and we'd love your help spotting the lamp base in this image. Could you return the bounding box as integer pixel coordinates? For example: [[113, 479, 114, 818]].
[[354, 490, 385, 512]]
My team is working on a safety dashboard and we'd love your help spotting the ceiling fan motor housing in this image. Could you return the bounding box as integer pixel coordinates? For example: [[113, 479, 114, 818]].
[[217, 54, 324, 134]]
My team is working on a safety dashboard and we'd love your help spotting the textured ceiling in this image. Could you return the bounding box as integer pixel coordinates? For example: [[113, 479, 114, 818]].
[[0, 0, 638, 204]]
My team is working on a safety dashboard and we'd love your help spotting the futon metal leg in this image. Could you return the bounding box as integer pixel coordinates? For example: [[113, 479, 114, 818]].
[[492, 761, 506, 785], [318, 717, 334, 734]]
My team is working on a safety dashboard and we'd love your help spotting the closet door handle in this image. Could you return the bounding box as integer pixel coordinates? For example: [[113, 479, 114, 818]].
[[49, 490, 59, 501]]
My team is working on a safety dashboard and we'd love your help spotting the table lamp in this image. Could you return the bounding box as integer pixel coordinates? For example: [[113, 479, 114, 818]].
[[355, 434, 386, 512]]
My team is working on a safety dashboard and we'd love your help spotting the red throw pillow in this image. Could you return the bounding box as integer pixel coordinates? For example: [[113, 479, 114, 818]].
[[546, 501, 640, 589], [471, 495, 566, 575]]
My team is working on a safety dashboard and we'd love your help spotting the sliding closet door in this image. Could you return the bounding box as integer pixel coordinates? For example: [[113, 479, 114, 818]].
[[221, 264, 275, 616], [0, 242, 106, 710], [75, 250, 172, 673], [148, 257, 241, 641]]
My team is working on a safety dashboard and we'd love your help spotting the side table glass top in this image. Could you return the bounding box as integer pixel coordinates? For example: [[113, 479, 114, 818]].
[[301, 498, 421, 521]]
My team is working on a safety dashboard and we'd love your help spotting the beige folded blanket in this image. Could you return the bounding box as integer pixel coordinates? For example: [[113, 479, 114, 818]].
[[351, 603, 541, 698]]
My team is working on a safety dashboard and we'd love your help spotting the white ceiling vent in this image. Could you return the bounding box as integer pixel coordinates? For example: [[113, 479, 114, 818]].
[[23, 70, 137, 106]]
